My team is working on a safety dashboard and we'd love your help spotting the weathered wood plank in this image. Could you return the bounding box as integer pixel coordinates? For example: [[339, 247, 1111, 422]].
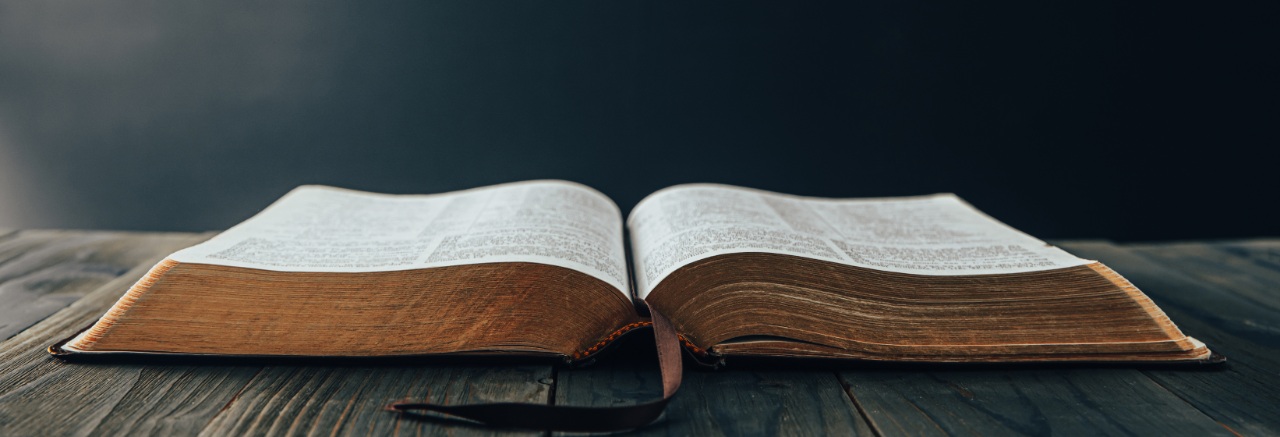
[[1217, 239, 1280, 248], [0, 230, 198, 341], [199, 365, 550, 437], [1130, 242, 1280, 308], [554, 345, 874, 436], [1059, 241, 1280, 436], [0, 231, 209, 391], [840, 368, 1229, 436], [1215, 239, 1280, 274], [0, 231, 263, 437], [0, 361, 261, 437], [88, 365, 262, 435]]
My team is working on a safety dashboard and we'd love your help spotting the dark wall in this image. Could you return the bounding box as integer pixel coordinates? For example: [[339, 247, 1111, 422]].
[[1, 1, 1275, 241]]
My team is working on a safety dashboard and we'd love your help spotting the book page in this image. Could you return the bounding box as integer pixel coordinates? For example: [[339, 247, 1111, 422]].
[[169, 180, 631, 296], [628, 184, 1091, 297]]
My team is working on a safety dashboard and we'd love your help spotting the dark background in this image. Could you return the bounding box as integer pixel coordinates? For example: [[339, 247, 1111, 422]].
[[1, 1, 1276, 241]]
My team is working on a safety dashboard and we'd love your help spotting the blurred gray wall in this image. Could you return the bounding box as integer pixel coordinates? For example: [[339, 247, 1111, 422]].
[[1, 1, 1276, 240]]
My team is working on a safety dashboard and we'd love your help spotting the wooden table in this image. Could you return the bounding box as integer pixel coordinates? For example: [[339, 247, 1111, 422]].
[[0, 229, 1275, 436]]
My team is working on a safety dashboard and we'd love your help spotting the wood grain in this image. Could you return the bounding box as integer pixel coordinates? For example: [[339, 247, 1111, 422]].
[[0, 230, 200, 341], [841, 368, 1228, 436], [1215, 239, 1280, 273], [0, 231, 240, 436], [1133, 242, 1280, 310], [91, 365, 262, 435], [200, 365, 551, 437], [554, 345, 874, 436], [1059, 241, 1280, 436]]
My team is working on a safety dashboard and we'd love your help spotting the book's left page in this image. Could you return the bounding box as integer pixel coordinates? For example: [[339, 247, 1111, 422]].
[[169, 180, 631, 296], [56, 180, 640, 358]]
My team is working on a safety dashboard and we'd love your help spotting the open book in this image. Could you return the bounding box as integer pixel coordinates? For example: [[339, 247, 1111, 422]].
[[51, 180, 1211, 365]]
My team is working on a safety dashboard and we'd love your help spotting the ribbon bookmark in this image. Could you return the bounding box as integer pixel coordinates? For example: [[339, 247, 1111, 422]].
[[389, 301, 684, 432]]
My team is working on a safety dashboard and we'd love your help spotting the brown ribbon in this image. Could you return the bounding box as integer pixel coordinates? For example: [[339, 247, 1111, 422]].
[[388, 301, 683, 432]]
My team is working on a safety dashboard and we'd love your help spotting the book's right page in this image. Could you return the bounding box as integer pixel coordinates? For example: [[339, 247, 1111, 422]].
[[628, 184, 1091, 298]]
